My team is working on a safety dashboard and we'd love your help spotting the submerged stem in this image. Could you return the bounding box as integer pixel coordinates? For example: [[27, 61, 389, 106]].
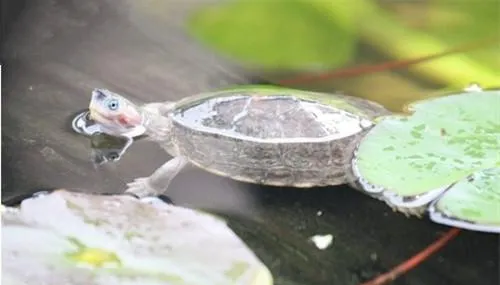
[[359, 228, 461, 285]]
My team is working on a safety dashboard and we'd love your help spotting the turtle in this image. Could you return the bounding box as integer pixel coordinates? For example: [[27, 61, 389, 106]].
[[87, 85, 390, 198]]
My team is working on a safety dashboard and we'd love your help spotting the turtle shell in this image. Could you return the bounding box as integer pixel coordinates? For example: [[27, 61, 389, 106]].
[[170, 86, 389, 187]]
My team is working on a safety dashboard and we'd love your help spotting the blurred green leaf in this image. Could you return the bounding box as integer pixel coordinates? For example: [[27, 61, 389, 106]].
[[187, 0, 358, 70], [3, 190, 273, 285], [353, 0, 500, 88], [409, 0, 500, 75]]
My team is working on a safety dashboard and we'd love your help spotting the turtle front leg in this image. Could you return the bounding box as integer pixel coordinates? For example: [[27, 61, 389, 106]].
[[124, 156, 189, 198]]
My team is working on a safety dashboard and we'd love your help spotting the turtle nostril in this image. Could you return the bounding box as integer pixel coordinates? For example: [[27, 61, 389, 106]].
[[108, 152, 120, 160], [93, 89, 107, 101]]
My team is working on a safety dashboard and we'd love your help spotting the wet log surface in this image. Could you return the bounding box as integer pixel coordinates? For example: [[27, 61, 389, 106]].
[[1, 1, 498, 284]]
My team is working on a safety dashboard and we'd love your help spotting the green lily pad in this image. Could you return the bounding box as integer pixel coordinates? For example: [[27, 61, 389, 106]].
[[2, 190, 273, 285], [187, 0, 356, 70], [429, 167, 500, 233], [352, 88, 500, 231]]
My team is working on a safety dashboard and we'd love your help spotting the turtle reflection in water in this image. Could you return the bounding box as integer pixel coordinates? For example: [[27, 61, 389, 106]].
[[72, 109, 145, 166], [89, 132, 146, 166], [87, 86, 390, 198]]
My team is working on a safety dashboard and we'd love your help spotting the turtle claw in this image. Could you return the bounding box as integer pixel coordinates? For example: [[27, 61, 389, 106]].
[[125, 177, 159, 198]]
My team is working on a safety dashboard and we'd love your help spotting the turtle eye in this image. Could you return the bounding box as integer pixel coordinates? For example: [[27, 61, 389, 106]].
[[107, 99, 119, 111]]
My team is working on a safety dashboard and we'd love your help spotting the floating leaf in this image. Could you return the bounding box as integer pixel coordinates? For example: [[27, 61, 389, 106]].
[[187, 0, 357, 70], [2, 190, 273, 285], [429, 167, 500, 233], [352, 88, 500, 232]]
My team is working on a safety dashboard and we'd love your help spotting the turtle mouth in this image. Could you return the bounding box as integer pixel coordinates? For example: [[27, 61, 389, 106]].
[[88, 108, 126, 133], [88, 107, 145, 137], [88, 107, 113, 125]]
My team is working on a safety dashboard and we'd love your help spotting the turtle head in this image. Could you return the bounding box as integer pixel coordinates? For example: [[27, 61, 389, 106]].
[[88, 89, 144, 137]]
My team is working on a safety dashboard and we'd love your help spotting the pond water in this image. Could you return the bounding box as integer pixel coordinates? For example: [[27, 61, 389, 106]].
[[1, 1, 498, 285]]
